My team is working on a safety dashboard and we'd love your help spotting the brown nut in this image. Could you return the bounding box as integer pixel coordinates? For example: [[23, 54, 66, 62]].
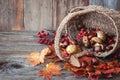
[[82, 36, 90, 47], [96, 31, 106, 41], [94, 43, 105, 52], [66, 44, 77, 54], [90, 37, 103, 44]]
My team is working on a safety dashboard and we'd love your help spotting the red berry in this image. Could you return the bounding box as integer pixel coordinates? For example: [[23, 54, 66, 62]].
[[37, 32, 41, 37], [64, 33, 69, 37], [61, 38, 65, 43], [41, 33, 45, 37], [53, 33, 56, 37], [52, 30, 56, 33], [63, 53, 69, 57], [41, 30, 44, 33], [45, 32, 49, 36]]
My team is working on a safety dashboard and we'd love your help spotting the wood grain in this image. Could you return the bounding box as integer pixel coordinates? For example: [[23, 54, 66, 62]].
[[0, 0, 24, 31], [0, 31, 120, 80], [89, 0, 120, 10], [24, 0, 88, 31]]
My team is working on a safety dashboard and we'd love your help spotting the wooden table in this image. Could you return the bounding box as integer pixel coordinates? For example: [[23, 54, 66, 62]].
[[0, 31, 120, 80]]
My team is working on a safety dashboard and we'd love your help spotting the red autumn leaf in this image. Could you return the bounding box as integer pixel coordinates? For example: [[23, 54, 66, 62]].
[[102, 68, 115, 74], [38, 62, 62, 80], [88, 72, 100, 80], [79, 56, 93, 64], [114, 68, 120, 74], [73, 69, 86, 77], [63, 62, 73, 71], [38, 70, 52, 80]]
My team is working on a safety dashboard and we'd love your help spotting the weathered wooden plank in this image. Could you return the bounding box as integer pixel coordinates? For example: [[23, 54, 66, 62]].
[[24, 0, 88, 31], [0, 31, 120, 80], [0, 0, 24, 31], [24, 0, 53, 31], [89, 0, 120, 10], [0, 0, 9, 30], [0, 53, 119, 80]]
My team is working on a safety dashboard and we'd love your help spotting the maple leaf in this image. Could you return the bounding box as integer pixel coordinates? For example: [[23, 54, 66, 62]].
[[26, 47, 51, 66], [26, 52, 45, 66], [38, 62, 62, 80]]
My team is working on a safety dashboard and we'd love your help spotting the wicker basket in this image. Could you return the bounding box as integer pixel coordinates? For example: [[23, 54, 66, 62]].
[[55, 5, 120, 60]]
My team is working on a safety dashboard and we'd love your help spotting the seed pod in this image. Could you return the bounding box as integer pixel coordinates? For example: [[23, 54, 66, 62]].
[[69, 55, 81, 67], [96, 31, 106, 41], [90, 37, 103, 44], [66, 44, 77, 54], [82, 36, 90, 47]]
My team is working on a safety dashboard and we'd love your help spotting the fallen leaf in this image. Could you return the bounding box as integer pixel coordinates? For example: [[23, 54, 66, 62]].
[[26, 52, 45, 66], [38, 62, 62, 80], [26, 47, 52, 66]]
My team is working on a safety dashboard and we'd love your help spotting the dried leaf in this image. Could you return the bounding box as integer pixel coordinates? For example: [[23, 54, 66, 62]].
[[46, 45, 57, 59], [41, 47, 51, 56], [73, 69, 86, 77], [79, 56, 92, 65], [26, 52, 45, 66], [38, 62, 62, 79], [69, 55, 81, 67], [38, 70, 52, 80]]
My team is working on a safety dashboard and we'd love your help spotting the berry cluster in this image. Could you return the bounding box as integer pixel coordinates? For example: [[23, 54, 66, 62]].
[[37, 30, 56, 45]]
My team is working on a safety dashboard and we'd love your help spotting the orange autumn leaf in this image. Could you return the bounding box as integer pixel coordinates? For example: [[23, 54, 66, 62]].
[[26, 47, 51, 66], [26, 52, 45, 66], [38, 62, 62, 80]]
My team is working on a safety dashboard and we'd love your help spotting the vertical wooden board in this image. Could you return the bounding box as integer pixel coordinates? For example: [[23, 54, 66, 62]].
[[55, 0, 68, 28], [0, 0, 24, 31], [24, 0, 41, 31], [11, 0, 24, 30], [89, 0, 120, 10], [52, 0, 57, 29], [24, 0, 53, 31], [89, 0, 104, 6], [0, 0, 9, 31], [40, 0, 53, 30]]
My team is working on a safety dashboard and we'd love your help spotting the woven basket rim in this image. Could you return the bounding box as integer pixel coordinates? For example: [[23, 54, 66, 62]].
[[55, 7, 119, 60]]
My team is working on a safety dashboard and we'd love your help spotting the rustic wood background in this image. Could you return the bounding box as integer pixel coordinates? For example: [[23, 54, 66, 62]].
[[0, 0, 120, 31]]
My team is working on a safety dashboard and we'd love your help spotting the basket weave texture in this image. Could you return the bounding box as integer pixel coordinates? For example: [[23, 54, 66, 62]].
[[55, 5, 120, 60]]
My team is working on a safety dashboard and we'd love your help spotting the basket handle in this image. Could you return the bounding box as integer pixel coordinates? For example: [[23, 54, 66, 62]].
[[70, 6, 87, 13], [55, 9, 95, 60]]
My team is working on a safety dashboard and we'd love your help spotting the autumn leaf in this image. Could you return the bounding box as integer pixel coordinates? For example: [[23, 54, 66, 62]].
[[38, 62, 62, 80], [26, 47, 52, 66], [46, 44, 57, 59], [26, 52, 45, 66]]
